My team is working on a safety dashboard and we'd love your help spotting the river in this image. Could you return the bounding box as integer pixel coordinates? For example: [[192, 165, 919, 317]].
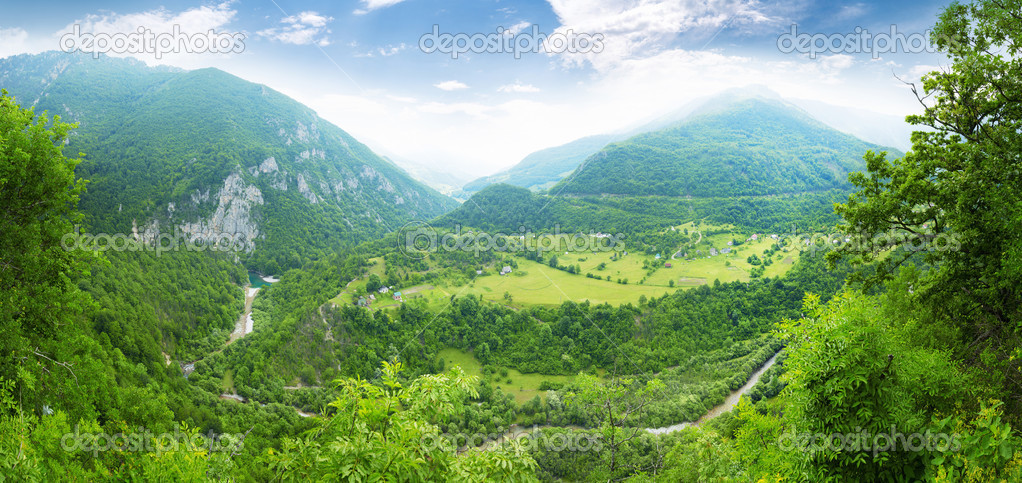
[[645, 350, 781, 435], [478, 350, 782, 451]]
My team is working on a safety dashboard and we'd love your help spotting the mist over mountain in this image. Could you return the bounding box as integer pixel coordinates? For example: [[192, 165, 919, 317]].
[[550, 95, 900, 197], [461, 86, 911, 197]]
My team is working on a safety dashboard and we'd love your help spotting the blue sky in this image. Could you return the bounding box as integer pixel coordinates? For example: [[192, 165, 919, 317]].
[[2, 0, 951, 178]]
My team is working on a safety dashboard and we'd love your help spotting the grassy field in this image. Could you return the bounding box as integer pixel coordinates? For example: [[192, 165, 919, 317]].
[[441, 258, 683, 307], [329, 224, 808, 310], [221, 369, 234, 393], [438, 348, 574, 404]]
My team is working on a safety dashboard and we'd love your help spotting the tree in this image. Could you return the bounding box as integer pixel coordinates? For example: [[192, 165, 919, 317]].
[[365, 273, 383, 293], [567, 373, 664, 477], [830, 0, 1022, 409], [0, 91, 90, 409], [548, 255, 558, 268], [265, 362, 537, 481]]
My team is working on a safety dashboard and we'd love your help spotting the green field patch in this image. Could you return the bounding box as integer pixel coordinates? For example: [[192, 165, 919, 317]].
[[443, 256, 677, 306], [438, 348, 574, 404]]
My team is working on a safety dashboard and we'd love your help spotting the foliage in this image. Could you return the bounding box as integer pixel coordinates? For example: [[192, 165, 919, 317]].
[[264, 361, 538, 481], [830, 0, 1022, 417]]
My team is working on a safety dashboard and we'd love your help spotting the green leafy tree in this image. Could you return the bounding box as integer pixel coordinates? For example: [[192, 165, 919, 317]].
[[830, 0, 1022, 411], [0, 91, 91, 409], [567, 373, 664, 477], [265, 361, 537, 481]]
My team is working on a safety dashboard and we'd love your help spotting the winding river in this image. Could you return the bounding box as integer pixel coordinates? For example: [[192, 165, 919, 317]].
[[646, 350, 781, 434], [480, 350, 782, 450]]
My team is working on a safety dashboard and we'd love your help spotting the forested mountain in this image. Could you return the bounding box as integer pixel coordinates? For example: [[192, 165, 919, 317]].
[[551, 97, 899, 197], [459, 87, 906, 198], [0, 52, 456, 272], [459, 133, 623, 195]]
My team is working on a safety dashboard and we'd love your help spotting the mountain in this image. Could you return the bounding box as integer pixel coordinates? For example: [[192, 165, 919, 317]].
[[788, 97, 916, 152], [460, 86, 912, 197], [458, 133, 624, 195], [382, 152, 470, 196], [0, 52, 456, 271], [549, 96, 899, 197]]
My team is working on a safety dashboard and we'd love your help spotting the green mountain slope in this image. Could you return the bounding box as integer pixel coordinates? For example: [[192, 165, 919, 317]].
[[551, 98, 899, 197], [460, 133, 622, 194], [0, 52, 457, 272]]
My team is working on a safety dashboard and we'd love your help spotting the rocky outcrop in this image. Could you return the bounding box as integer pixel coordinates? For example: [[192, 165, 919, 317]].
[[176, 172, 264, 252], [296, 174, 318, 204]]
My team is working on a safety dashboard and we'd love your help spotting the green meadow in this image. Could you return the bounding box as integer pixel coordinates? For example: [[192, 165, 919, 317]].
[[438, 348, 574, 404]]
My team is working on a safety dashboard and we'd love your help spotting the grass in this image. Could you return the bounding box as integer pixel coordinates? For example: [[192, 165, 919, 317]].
[[438, 348, 574, 404], [221, 369, 234, 393], [442, 257, 681, 307], [329, 225, 808, 310]]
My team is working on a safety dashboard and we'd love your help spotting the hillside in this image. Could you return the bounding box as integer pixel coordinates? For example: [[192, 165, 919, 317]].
[[550, 97, 898, 197], [459, 133, 622, 195], [0, 52, 457, 272]]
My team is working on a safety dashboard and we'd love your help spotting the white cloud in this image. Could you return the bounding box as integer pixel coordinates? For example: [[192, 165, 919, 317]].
[[545, 0, 778, 70], [835, 3, 870, 22], [358, 43, 408, 58], [0, 28, 33, 58], [498, 82, 540, 93], [287, 12, 331, 28], [52, 3, 241, 67], [259, 10, 334, 46], [820, 54, 854, 71], [434, 80, 469, 91], [353, 0, 409, 15], [908, 64, 941, 80], [504, 21, 532, 36]]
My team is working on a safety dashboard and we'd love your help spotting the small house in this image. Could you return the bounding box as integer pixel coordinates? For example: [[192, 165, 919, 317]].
[[709, 248, 718, 256], [665, 262, 672, 268]]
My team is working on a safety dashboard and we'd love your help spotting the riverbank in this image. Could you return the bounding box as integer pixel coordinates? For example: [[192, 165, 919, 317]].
[[646, 350, 781, 435]]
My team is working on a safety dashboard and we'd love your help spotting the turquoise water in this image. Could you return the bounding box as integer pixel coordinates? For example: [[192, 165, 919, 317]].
[[248, 271, 275, 288]]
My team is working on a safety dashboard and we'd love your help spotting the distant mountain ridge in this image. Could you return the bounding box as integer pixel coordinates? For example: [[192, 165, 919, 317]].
[[551, 96, 899, 197], [460, 86, 910, 196], [0, 52, 456, 271], [458, 133, 624, 196]]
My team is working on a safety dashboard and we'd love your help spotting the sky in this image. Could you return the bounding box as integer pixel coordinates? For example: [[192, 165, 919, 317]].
[[1, 0, 952, 180]]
